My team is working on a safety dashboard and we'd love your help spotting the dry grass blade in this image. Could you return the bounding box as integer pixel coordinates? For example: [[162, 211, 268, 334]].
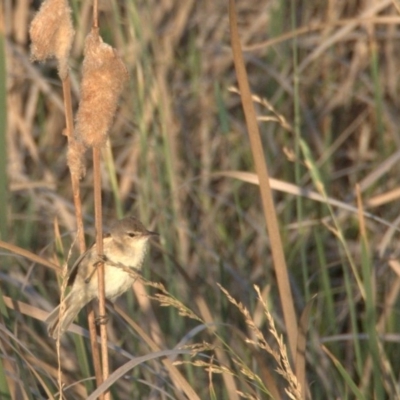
[[86, 349, 192, 400], [114, 304, 201, 400], [228, 0, 297, 361], [3, 295, 50, 322], [212, 170, 400, 231], [0, 240, 60, 271]]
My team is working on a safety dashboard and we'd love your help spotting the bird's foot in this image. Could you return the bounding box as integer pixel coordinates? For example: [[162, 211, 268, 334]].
[[85, 254, 109, 284], [95, 314, 109, 325]]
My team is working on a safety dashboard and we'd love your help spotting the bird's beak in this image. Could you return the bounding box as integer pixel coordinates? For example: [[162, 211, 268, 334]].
[[146, 230, 159, 238]]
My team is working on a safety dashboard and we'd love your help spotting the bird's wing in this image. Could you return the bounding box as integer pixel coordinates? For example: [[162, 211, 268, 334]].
[[66, 246, 91, 286], [66, 233, 111, 286]]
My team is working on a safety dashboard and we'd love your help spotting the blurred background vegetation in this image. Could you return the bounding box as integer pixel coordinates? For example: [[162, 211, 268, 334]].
[[2, 0, 400, 398]]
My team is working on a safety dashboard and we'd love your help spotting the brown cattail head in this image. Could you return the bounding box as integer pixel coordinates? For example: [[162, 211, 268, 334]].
[[67, 139, 87, 179], [29, 0, 75, 80], [75, 28, 129, 148]]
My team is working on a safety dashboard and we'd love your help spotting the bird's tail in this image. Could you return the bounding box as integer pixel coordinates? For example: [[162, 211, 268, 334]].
[[45, 292, 83, 339]]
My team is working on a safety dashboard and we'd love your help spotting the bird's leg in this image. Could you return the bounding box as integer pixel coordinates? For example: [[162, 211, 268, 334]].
[[95, 314, 109, 325], [84, 254, 108, 284], [96, 299, 116, 327]]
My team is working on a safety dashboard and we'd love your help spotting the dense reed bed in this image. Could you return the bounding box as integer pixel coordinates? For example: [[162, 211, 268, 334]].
[[2, 1, 400, 398]]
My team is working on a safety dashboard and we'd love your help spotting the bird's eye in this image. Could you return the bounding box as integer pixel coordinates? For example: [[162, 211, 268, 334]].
[[127, 232, 136, 237]]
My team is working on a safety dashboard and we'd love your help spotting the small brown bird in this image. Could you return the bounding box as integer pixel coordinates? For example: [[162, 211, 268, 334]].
[[45, 216, 157, 339]]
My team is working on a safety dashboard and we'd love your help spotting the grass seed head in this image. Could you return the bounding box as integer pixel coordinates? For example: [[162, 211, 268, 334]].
[[67, 139, 87, 179], [29, 0, 74, 79], [75, 28, 129, 148]]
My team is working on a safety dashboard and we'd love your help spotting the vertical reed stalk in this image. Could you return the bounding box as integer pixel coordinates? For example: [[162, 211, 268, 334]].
[[93, 146, 109, 397], [228, 0, 298, 361], [90, 1, 109, 397], [62, 74, 103, 390]]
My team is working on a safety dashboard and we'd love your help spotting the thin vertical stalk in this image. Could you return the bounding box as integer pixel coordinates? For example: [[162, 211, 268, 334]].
[[92, 0, 99, 29], [62, 75, 103, 389], [291, 0, 309, 301], [93, 147, 109, 399], [88, 1, 107, 396], [0, 8, 7, 241], [228, 0, 298, 361]]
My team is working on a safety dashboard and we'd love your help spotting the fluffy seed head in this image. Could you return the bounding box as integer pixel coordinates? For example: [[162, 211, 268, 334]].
[[67, 139, 87, 179], [75, 29, 129, 148], [29, 0, 75, 79]]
